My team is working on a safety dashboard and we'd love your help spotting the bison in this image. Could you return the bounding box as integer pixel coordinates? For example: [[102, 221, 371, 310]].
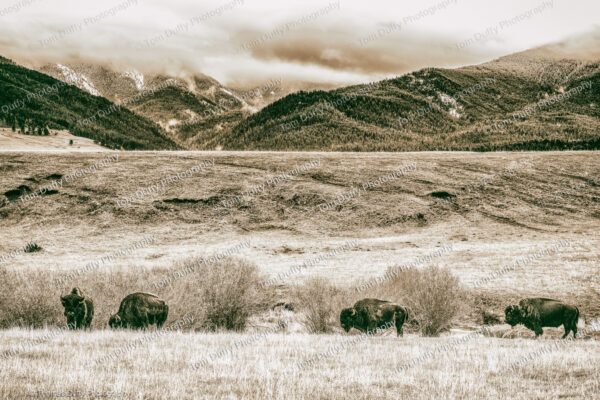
[[340, 298, 408, 336], [505, 298, 579, 338], [60, 287, 93, 329], [109, 292, 168, 329]]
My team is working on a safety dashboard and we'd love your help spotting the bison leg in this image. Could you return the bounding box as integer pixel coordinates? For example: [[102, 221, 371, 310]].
[[138, 311, 150, 329], [563, 322, 577, 339], [157, 312, 167, 328], [534, 327, 543, 338], [395, 312, 405, 337], [396, 324, 403, 337]]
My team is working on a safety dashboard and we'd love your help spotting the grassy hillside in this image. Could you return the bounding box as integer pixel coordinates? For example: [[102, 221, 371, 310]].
[[214, 54, 600, 151], [0, 57, 178, 150], [1, 151, 598, 303]]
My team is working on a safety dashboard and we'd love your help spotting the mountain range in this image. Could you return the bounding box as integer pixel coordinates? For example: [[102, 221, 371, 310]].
[[0, 56, 176, 150], [1, 43, 599, 151], [221, 49, 600, 151]]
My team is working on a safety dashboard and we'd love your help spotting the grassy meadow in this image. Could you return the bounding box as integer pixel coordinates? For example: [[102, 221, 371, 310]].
[[1, 150, 599, 399], [1, 329, 600, 399]]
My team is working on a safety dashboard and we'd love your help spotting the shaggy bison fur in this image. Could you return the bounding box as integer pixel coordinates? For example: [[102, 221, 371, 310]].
[[340, 298, 408, 336], [505, 298, 579, 338], [60, 287, 93, 329], [109, 292, 168, 329]]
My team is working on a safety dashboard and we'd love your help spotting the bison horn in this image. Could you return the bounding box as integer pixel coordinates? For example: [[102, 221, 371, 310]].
[[350, 309, 356, 316]]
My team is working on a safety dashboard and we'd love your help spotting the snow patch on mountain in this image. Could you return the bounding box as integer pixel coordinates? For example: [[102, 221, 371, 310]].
[[219, 87, 256, 112], [122, 70, 145, 90], [165, 119, 179, 132], [438, 92, 463, 119], [56, 64, 101, 96]]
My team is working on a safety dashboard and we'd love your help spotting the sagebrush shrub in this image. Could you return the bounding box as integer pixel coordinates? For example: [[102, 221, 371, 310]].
[[196, 258, 264, 331], [367, 265, 464, 336], [293, 277, 348, 333]]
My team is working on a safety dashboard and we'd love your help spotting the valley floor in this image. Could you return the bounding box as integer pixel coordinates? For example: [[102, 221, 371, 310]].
[[1, 328, 599, 400], [1, 150, 599, 399], [1, 150, 598, 299]]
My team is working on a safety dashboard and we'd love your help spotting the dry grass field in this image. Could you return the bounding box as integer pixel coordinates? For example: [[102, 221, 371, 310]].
[[1, 149, 599, 399], [0, 128, 106, 152], [1, 328, 600, 400], [1, 150, 598, 293]]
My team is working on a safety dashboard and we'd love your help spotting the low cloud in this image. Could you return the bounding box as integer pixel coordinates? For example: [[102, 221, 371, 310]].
[[0, 0, 598, 87]]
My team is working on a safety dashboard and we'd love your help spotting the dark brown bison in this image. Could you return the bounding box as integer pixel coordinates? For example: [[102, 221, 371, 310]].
[[60, 287, 93, 329], [109, 292, 168, 329], [505, 298, 579, 338], [340, 298, 408, 336]]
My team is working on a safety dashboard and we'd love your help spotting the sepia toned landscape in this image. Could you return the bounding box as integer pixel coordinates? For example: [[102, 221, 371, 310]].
[[1, 0, 600, 399], [1, 149, 599, 398]]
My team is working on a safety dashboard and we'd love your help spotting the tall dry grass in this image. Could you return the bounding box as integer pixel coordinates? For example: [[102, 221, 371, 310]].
[[1, 328, 599, 399]]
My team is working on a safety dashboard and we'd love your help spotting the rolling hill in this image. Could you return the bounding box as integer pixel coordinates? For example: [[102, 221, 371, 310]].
[[0, 57, 178, 150], [214, 49, 600, 151]]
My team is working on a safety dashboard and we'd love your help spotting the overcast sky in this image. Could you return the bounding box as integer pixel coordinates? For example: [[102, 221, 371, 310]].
[[0, 0, 598, 87]]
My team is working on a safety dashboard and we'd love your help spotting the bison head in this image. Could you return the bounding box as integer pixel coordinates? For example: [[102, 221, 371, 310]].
[[109, 314, 122, 328], [60, 293, 84, 328], [340, 308, 357, 332], [504, 305, 521, 326]]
